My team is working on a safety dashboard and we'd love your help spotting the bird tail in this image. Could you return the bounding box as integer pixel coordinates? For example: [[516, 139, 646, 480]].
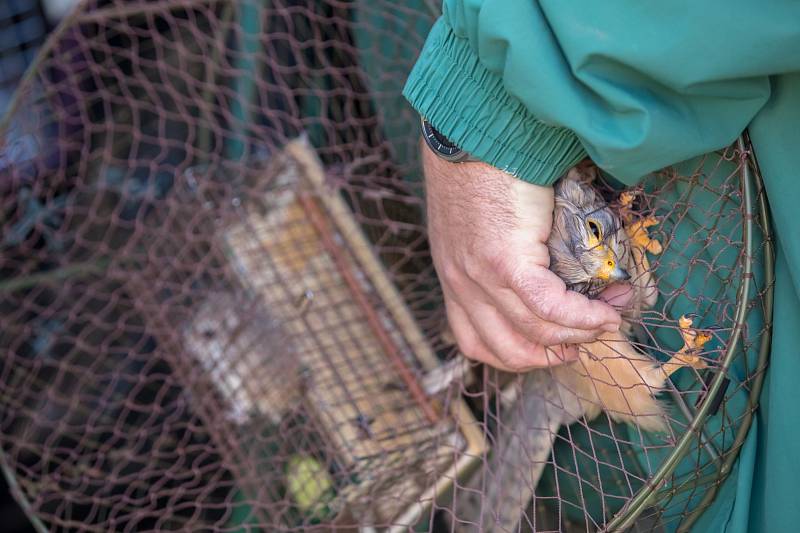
[[457, 370, 580, 532]]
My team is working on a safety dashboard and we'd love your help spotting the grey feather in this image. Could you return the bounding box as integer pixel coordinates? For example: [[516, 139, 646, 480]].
[[482, 371, 584, 532], [548, 172, 630, 296]]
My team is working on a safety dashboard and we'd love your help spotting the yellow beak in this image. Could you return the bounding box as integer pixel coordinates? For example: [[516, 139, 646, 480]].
[[596, 250, 630, 282]]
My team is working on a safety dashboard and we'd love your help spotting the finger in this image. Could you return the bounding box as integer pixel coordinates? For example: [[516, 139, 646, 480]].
[[490, 286, 609, 345], [507, 264, 622, 331], [449, 272, 606, 345], [599, 283, 636, 309], [444, 298, 512, 370], [466, 300, 578, 371]]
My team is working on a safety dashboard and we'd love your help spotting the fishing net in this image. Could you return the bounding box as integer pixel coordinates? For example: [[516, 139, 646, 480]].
[[0, 1, 773, 531]]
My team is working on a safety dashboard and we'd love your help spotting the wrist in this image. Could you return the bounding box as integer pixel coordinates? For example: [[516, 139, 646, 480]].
[[421, 139, 554, 244], [421, 139, 511, 184], [421, 139, 552, 194]]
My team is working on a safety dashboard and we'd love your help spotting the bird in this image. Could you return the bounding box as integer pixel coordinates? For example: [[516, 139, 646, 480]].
[[457, 162, 710, 531], [547, 165, 632, 297]]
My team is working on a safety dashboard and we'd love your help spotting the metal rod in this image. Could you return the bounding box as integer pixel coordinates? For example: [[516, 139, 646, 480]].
[[0, 452, 49, 533], [298, 193, 440, 425], [0, 0, 89, 136], [0, 259, 111, 293], [225, 0, 263, 160], [665, 383, 720, 464]]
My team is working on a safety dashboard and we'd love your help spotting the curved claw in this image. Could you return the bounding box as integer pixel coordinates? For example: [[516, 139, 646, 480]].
[[619, 191, 637, 208], [676, 315, 711, 369], [626, 216, 663, 255], [663, 315, 712, 377]]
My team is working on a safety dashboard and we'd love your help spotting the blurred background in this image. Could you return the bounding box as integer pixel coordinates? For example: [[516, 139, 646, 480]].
[[2, 2, 77, 530], [1, 0, 77, 114]]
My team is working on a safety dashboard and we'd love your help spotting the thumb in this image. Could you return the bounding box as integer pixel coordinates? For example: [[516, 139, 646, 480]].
[[508, 263, 622, 331]]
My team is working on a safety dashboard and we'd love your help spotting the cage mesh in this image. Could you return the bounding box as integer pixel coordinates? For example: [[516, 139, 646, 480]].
[[0, 1, 773, 532]]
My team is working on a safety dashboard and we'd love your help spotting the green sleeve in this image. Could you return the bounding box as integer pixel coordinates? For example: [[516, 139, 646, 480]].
[[403, 0, 800, 186]]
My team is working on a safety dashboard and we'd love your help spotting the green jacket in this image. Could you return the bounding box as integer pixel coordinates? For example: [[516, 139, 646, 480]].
[[403, 2, 800, 532]]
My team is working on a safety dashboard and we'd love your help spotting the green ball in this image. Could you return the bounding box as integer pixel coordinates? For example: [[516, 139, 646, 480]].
[[286, 455, 333, 512]]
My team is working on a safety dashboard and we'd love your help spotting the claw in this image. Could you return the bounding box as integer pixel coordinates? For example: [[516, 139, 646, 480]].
[[626, 216, 663, 255], [618, 191, 637, 224], [618, 190, 662, 255], [676, 315, 712, 369], [663, 315, 712, 377], [619, 191, 636, 208]]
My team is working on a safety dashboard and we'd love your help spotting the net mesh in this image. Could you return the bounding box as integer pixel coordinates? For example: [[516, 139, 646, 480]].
[[0, 1, 773, 532]]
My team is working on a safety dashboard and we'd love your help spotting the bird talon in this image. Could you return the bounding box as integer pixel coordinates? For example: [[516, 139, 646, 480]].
[[618, 189, 662, 254], [618, 191, 638, 224], [641, 216, 659, 228], [625, 216, 662, 255], [676, 315, 711, 369], [619, 191, 637, 208], [663, 315, 712, 376], [679, 351, 709, 370]]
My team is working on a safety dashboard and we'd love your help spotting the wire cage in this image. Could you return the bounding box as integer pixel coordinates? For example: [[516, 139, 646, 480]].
[[0, 1, 773, 532]]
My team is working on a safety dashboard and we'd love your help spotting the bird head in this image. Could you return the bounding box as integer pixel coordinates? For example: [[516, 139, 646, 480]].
[[547, 176, 630, 295]]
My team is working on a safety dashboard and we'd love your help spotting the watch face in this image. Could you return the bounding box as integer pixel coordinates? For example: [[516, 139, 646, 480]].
[[421, 118, 463, 158]]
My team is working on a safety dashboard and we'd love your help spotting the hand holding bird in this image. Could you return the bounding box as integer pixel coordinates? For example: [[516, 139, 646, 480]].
[[421, 147, 623, 372], [460, 162, 712, 530]]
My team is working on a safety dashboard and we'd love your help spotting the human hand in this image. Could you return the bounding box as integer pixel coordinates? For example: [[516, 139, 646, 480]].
[[423, 146, 624, 371]]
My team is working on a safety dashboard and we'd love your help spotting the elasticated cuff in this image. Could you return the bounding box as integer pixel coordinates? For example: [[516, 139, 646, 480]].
[[403, 19, 587, 186]]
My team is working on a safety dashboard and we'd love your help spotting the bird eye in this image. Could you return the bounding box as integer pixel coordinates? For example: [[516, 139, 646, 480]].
[[587, 219, 602, 240]]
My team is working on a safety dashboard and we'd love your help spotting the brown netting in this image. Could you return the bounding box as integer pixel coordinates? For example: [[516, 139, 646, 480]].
[[0, 1, 773, 532]]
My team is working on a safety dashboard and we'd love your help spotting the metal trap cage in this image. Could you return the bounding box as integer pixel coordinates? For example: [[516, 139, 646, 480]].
[[0, 1, 773, 532], [121, 138, 485, 530]]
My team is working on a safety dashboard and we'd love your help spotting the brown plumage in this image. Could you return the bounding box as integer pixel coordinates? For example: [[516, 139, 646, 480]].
[[547, 164, 708, 433], [463, 163, 710, 530]]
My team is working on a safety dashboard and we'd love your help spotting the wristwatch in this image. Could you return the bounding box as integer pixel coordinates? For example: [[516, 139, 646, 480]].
[[420, 117, 480, 163]]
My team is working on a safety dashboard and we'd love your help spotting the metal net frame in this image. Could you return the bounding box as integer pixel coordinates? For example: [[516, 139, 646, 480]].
[[0, 1, 773, 532]]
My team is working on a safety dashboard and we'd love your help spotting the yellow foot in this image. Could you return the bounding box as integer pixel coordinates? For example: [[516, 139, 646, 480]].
[[618, 190, 663, 254], [626, 216, 663, 255], [662, 315, 711, 377], [676, 315, 711, 370], [618, 191, 637, 224], [619, 191, 636, 209]]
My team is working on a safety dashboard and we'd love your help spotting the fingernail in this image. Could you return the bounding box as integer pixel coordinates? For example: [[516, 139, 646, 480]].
[[602, 322, 620, 333]]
